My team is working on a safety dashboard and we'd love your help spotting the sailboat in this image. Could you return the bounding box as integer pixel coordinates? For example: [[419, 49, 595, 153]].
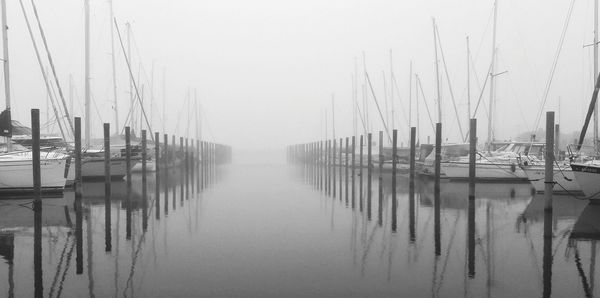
[[79, 0, 135, 180], [0, 0, 69, 194], [570, 0, 600, 200]]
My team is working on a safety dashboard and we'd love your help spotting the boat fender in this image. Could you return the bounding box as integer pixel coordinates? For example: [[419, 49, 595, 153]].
[[511, 163, 516, 172]]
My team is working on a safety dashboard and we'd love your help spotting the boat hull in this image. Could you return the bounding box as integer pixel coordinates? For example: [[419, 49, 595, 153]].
[[571, 163, 600, 200], [81, 157, 137, 180], [421, 161, 529, 182], [521, 165, 582, 194], [0, 158, 67, 194]]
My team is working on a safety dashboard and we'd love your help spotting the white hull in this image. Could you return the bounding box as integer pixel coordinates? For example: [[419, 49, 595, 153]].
[[0, 155, 68, 193], [571, 163, 600, 200], [521, 165, 581, 194], [131, 159, 156, 172], [82, 157, 137, 180], [421, 161, 528, 182]]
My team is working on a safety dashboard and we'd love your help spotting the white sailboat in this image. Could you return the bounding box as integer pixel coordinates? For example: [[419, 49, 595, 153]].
[[570, 0, 600, 201], [0, 0, 68, 194], [79, 0, 133, 180]]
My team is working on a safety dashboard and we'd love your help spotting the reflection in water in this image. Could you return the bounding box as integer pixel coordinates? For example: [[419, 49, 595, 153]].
[[8, 154, 600, 296]]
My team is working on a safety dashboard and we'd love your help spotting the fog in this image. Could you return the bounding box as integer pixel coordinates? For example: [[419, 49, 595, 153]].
[[1, 0, 596, 149]]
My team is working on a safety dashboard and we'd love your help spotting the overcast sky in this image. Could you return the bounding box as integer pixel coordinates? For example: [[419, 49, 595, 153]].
[[1, 0, 597, 149]]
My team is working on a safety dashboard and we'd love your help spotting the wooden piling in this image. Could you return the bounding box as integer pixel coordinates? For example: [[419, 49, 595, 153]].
[[359, 135, 364, 212], [103, 123, 111, 251], [125, 126, 131, 187], [333, 139, 336, 197], [345, 137, 349, 204], [180, 137, 184, 203], [197, 139, 200, 191], [75, 117, 82, 199], [32, 109, 43, 298], [142, 130, 148, 231], [339, 138, 342, 200], [185, 138, 189, 197], [351, 136, 356, 208], [545, 112, 554, 211], [392, 129, 398, 232], [434, 122, 442, 256], [367, 133, 372, 220], [74, 117, 83, 274], [469, 119, 477, 198]]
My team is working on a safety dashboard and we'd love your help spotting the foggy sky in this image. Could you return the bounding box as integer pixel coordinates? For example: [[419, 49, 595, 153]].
[[1, 0, 596, 149]]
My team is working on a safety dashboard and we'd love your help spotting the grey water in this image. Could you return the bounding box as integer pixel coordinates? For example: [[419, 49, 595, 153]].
[[0, 150, 598, 297]]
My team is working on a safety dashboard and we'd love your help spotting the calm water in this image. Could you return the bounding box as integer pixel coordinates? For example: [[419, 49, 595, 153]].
[[0, 151, 598, 297]]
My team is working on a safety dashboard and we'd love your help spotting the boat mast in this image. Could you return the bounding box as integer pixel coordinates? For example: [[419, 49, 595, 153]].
[[331, 94, 335, 139], [162, 67, 166, 133], [84, 0, 91, 146], [109, 0, 119, 135], [1, 0, 10, 151], [594, 0, 598, 151], [467, 36, 471, 121], [127, 22, 132, 134], [409, 60, 413, 128], [487, 0, 498, 148], [390, 50, 395, 130], [433, 18, 441, 124]]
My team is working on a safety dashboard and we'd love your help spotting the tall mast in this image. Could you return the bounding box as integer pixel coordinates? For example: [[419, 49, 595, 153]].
[[69, 73, 73, 119], [594, 0, 599, 150], [487, 0, 498, 148], [162, 68, 166, 133], [109, 0, 119, 135], [1, 0, 10, 151], [409, 60, 413, 128], [467, 36, 471, 120], [127, 22, 132, 133], [331, 94, 335, 139], [362, 52, 369, 133], [433, 18, 441, 124], [390, 50, 395, 130], [84, 0, 91, 146], [353, 56, 358, 136]]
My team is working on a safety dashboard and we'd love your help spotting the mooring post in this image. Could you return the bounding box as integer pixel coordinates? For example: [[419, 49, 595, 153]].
[[125, 127, 132, 240], [378, 131, 383, 225], [32, 109, 43, 298], [185, 138, 189, 196], [392, 129, 398, 231], [359, 135, 364, 212], [103, 123, 111, 251], [325, 140, 329, 195], [545, 112, 555, 212], [180, 137, 184, 203], [543, 111, 555, 298], [196, 139, 200, 191], [409, 127, 416, 241], [344, 137, 348, 204], [333, 139, 337, 197], [125, 126, 131, 187], [74, 117, 82, 198], [155, 132, 160, 183], [191, 140, 195, 193], [469, 119, 477, 198], [351, 136, 356, 208], [555, 123, 560, 161], [434, 122, 442, 256], [339, 138, 342, 200], [468, 119, 476, 277], [200, 141, 205, 190], [142, 130, 148, 231], [367, 133, 372, 220], [74, 117, 83, 274]]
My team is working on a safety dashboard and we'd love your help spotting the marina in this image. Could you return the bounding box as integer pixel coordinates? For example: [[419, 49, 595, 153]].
[[3, 0, 600, 296]]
